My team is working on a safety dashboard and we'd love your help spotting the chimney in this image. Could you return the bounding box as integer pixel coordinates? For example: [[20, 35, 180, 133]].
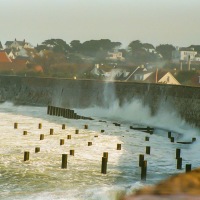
[[188, 55, 191, 71], [155, 68, 158, 83]]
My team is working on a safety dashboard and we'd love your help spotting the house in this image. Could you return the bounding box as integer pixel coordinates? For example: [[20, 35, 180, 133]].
[[172, 47, 198, 63], [88, 64, 106, 77], [0, 50, 28, 72], [5, 39, 33, 50], [106, 51, 125, 61], [145, 70, 180, 85], [5, 49, 16, 59], [0, 50, 12, 63], [124, 66, 152, 81]]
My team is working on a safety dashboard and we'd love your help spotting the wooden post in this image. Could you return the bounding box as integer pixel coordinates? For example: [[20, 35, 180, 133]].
[[23, 131, 27, 135], [101, 130, 105, 133], [61, 154, 67, 169], [117, 144, 121, 150], [40, 134, 44, 140], [38, 123, 42, 129], [50, 128, 54, 135], [168, 131, 171, 138], [62, 124, 65, 130], [94, 135, 98, 137], [75, 129, 79, 134], [177, 157, 182, 169], [101, 157, 108, 174], [103, 152, 108, 161], [84, 125, 88, 129], [47, 105, 51, 114], [67, 135, 71, 139], [49, 106, 53, 115], [70, 150, 74, 156], [146, 146, 150, 155], [35, 147, 40, 153], [88, 142, 92, 146], [139, 154, 144, 167], [145, 136, 149, 141], [192, 138, 196, 142], [24, 151, 30, 161], [171, 137, 174, 143], [186, 164, 192, 173], [141, 160, 147, 181], [176, 148, 181, 159], [60, 139, 64, 145], [14, 122, 18, 129]]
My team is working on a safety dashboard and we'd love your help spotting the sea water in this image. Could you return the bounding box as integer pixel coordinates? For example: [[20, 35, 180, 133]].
[[0, 101, 200, 200]]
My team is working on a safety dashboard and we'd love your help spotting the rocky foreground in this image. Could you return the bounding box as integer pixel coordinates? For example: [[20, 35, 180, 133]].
[[123, 168, 200, 200]]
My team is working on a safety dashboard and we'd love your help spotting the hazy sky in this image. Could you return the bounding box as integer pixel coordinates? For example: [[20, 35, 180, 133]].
[[1, 0, 200, 48]]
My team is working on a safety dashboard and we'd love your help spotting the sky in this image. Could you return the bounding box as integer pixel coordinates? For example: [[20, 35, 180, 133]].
[[1, 0, 200, 48]]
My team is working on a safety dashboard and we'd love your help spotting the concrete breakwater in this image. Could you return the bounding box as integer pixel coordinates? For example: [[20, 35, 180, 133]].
[[0, 75, 200, 126]]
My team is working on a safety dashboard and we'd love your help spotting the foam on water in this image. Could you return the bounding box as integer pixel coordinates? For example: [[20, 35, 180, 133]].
[[0, 101, 200, 200]]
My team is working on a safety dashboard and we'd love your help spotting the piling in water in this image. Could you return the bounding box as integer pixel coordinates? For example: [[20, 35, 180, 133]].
[[186, 164, 192, 173], [139, 154, 144, 167], [177, 157, 182, 169], [24, 151, 30, 161], [14, 122, 18, 129], [171, 137, 174, 143], [146, 146, 150, 155], [50, 128, 54, 135], [101, 130, 105, 133], [117, 144, 121, 150], [23, 131, 27, 135], [103, 152, 108, 161], [141, 160, 147, 181], [84, 125, 88, 129], [168, 131, 171, 138], [75, 129, 79, 134], [40, 134, 44, 140], [192, 138, 196, 143], [60, 139, 64, 145], [62, 124, 65, 130], [101, 157, 108, 174], [67, 135, 71, 139], [88, 142, 92, 146], [61, 154, 67, 169], [145, 136, 149, 141], [176, 148, 181, 159], [70, 150, 74, 156], [38, 123, 42, 129], [35, 147, 40, 153]]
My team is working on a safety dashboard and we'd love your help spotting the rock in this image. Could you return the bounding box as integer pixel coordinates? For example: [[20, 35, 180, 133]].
[[123, 168, 200, 199]]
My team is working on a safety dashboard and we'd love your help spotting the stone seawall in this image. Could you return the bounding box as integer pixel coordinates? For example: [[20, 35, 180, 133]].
[[0, 75, 200, 126]]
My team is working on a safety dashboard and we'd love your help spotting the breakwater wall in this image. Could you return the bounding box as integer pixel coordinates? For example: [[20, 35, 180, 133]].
[[0, 75, 200, 126]]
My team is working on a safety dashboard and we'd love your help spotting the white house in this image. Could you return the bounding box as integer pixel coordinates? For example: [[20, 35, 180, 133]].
[[5, 39, 33, 49], [106, 51, 125, 61], [172, 47, 198, 63]]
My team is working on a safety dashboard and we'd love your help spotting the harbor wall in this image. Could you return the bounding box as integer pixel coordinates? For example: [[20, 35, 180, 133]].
[[0, 75, 200, 126]]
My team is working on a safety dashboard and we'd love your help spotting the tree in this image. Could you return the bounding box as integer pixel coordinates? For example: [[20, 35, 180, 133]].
[[128, 40, 143, 53], [156, 44, 175, 61], [70, 40, 82, 52], [42, 39, 70, 53]]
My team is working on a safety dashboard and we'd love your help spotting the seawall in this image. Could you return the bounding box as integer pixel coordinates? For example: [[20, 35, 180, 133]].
[[0, 75, 200, 126]]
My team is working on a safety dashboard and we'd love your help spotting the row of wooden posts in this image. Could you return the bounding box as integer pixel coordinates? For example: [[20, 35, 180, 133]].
[[15, 122, 122, 176], [47, 105, 93, 120], [18, 118, 196, 181]]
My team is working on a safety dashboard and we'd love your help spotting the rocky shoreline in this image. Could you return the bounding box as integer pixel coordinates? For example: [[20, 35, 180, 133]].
[[123, 168, 200, 199]]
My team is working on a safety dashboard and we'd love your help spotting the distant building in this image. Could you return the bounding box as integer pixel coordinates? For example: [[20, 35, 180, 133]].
[[5, 39, 33, 50], [172, 47, 198, 63], [0, 50, 12, 63], [106, 51, 125, 61]]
